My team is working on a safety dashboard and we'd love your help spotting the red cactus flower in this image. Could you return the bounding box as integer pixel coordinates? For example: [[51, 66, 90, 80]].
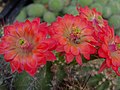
[[77, 6, 107, 27], [77, 6, 109, 46], [49, 14, 96, 65], [0, 18, 56, 76], [98, 26, 120, 76]]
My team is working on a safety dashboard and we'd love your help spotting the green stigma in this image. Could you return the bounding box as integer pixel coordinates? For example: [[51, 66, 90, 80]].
[[19, 39, 24, 45], [98, 16, 102, 20], [75, 28, 81, 33], [117, 44, 120, 48], [73, 27, 81, 34]]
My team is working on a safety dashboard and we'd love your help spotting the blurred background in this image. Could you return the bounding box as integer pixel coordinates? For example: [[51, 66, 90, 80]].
[[0, 0, 120, 90], [15, 0, 120, 36]]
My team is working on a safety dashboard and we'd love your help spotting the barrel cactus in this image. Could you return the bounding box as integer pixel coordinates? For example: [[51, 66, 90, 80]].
[[48, 0, 64, 12], [26, 4, 46, 17]]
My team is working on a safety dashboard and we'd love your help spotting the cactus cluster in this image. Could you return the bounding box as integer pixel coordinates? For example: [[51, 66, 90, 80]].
[[11, 0, 120, 90], [52, 59, 120, 90], [15, 0, 80, 23]]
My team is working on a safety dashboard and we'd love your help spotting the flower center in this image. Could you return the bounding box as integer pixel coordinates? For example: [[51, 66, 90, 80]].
[[97, 16, 102, 20], [117, 44, 120, 50], [19, 39, 25, 45], [87, 14, 95, 21], [18, 38, 33, 53], [69, 27, 81, 44]]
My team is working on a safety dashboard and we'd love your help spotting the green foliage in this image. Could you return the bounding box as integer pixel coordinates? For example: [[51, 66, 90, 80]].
[[48, 0, 64, 12], [26, 4, 46, 17], [43, 11, 56, 23], [63, 5, 79, 16]]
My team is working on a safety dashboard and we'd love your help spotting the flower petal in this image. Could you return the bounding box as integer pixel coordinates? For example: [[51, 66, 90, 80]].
[[79, 42, 96, 54], [37, 57, 46, 66], [65, 53, 74, 63], [4, 50, 17, 61], [98, 48, 107, 58], [64, 44, 71, 53], [71, 46, 79, 55], [98, 60, 107, 74], [10, 55, 21, 73], [59, 37, 67, 45], [83, 53, 90, 60], [26, 56, 37, 69], [37, 43, 49, 52], [76, 55, 82, 65], [56, 45, 64, 52], [45, 51, 56, 61], [29, 68, 37, 76]]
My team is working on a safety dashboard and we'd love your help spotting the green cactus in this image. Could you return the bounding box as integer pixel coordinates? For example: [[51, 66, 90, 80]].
[[32, 0, 41, 3], [103, 6, 112, 19], [96, 80, 109, 90], [14, 62, 53, 90], [43, 11, 56, 23], [70, 0, 78, 6], [40, 0, 49, 4], [26, 4, 46, 17], [33, 0, 48, 4], [77, 0, 94, 7], [14, 72, 33, 90], [108, 0, 120, 14], [94, 0, 109, 5], [63, 5, 79, 16], [90, 3, 103, 13], [35, 62, 53, 90], [15, 8, 26, 22], [115, 29, 120, 36], [48, 0, 64, 12], [63, 0, 71, 6], [109, 15, 120, 29]]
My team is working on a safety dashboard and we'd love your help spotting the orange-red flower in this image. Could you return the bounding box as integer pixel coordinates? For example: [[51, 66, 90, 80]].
[[0, 18, 56, 76], [98, 26, 120, 76], [49, 14, 96, 65], [77, 6, 109, 46], [77, 6, 107, 27]]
